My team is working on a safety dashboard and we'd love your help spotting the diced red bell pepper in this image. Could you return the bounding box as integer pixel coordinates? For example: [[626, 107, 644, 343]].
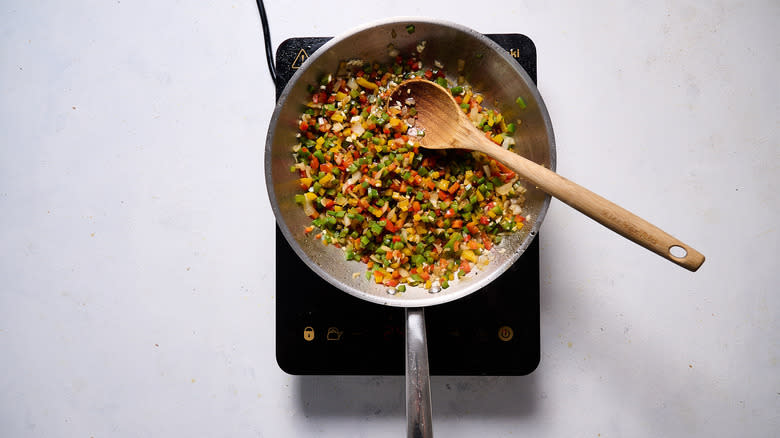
[[312, 92, 327, 104], [319, 162, 333, 173]]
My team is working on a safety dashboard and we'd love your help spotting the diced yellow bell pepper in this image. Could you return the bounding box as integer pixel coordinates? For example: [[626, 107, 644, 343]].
[[315, 137, 325, 148], [356, 77, 378, 91], [461, 249, 477, 263], [304, 192, 317, 201], [438, 180, 449, 190], [319, 173, 335, 185], [299, 177, 313, 188], [331, 112, 345, 123]]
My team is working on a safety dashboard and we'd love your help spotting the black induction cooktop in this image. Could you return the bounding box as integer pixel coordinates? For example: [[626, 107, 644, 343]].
[[273, 34, 540, 376]]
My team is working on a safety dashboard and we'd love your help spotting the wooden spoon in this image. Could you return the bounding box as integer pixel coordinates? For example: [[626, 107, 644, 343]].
[[390, 78, 705, 271]]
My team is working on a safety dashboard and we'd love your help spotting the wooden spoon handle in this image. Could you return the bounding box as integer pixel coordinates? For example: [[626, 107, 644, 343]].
[[482, 144, 705, 271]]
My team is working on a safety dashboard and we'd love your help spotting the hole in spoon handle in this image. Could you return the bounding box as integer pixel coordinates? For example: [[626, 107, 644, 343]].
[[666, 242, 705, 271], [669, 245, 687, 258]]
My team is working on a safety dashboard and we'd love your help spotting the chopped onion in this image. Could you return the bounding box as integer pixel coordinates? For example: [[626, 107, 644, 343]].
[[346, 59, 363, 69], [387, 207, 397, 222], [343, 171, 362, 193], [469, 105, 484, 125], [302, 196, 316, 217], [429, 192, 439, 208], [496, 181, 514, 196], [501, 136, 516, 149], [387, 44, 399, 58], [351, 122, 365, 136]]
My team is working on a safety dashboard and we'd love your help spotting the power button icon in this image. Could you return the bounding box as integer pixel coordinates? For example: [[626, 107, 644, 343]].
[[303, 326, 315, 341], [498, 326, 514, 342]]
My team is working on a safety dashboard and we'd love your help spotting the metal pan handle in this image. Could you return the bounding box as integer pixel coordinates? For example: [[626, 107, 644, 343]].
[[406, 308, 433, 438]]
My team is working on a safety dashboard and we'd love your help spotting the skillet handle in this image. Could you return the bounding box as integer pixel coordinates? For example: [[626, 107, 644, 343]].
[[406, 307, 433, 438]]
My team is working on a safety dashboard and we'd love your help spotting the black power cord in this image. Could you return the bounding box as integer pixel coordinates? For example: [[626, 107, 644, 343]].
[[255, 0, 278, 87]]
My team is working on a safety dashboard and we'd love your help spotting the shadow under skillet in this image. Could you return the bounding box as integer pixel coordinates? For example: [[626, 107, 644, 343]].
[[297, 373, 539, 419]]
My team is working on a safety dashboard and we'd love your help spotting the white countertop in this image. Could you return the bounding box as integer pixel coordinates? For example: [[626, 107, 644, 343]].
[[1, 1, 777, 437]]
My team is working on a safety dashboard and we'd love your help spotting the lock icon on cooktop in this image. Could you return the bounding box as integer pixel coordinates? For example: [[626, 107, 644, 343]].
[[327, 327, 343, 341], [303, 326, 315, 341]]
